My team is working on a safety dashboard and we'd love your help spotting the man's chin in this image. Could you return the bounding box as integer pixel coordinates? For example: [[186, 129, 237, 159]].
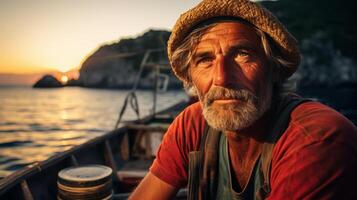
[[203, 107, 259, 131], [209, 101, 243, 111]]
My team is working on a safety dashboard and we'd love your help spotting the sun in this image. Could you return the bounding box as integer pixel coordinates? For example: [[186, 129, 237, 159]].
[[61, 75, 69, 83]]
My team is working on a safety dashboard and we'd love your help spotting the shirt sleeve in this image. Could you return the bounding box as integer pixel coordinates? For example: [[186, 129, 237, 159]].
[[268, 102, 357, 200], [149, 103, 204, 188]]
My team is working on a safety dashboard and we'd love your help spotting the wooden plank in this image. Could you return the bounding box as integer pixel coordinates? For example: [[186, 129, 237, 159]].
[[21, 180, 33, 200], [104, 140, 119, 182], [70, 155, 78, 166], [145, 132, 152, 158], [119, 134, 130, 161], [117, 170, 147, 179]]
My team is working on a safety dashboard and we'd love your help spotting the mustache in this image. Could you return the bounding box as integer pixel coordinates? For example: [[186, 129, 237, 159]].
[[204, 86, 258, 105]]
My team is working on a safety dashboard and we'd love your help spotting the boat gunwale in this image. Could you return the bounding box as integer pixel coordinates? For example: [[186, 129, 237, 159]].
[[0, 127, 127, 195]]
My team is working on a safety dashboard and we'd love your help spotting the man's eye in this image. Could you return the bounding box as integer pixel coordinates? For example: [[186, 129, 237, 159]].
[[236, 51, 249, 57], [196, 57, 213, 65], [234, 50, 250, 62]]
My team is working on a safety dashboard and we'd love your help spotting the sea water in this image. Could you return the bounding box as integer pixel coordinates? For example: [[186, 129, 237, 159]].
[[0, 85, 188, 177]]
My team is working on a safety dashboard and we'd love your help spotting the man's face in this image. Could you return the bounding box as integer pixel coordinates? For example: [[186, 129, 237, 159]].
[[189, 22, 274, 131]]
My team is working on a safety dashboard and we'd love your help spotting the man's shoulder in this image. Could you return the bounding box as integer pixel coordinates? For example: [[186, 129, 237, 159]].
[[276, 100, 357, 152], [270, 100, 357, 198], [182, 101, 203, 114], [163, 101, 205, 151], [172, 102, 203, 126], [174, 101, 204, 125], [290, 100, 356, 136]]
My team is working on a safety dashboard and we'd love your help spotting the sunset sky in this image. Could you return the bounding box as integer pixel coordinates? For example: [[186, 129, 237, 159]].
[[0, 0, 201, 75]]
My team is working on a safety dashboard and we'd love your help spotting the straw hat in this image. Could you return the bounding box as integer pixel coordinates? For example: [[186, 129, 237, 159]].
[[167, 0, 300, 83]]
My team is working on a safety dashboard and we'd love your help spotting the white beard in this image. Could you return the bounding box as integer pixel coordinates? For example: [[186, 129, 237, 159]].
[[198, 86, 272, 131]]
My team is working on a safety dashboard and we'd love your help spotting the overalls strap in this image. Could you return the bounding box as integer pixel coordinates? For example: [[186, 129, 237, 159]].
[[256, 98, 311, 199]]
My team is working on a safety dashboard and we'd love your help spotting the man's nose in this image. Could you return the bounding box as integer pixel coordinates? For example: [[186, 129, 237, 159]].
[[213, 55, 236, 87]]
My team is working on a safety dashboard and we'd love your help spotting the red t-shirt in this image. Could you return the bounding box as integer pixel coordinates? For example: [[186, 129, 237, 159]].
[[150, 101, 357, 199]]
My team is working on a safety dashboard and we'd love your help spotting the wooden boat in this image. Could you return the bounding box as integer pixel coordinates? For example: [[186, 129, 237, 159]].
[[0, 49, 189, 199], [0, 100, 188, 199]]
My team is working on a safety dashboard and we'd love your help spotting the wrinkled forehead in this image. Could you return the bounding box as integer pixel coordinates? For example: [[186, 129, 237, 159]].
[[188, 22, 264, 57], [186, 17, 263, 48]]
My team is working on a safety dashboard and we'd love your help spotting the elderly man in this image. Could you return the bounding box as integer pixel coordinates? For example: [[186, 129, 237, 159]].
[[130, 0, 357, 199]]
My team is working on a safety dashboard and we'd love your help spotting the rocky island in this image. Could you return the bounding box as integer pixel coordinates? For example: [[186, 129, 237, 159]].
[[33, 75, 63, 88]]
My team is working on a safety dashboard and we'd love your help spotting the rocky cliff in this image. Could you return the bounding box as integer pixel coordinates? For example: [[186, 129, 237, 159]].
[[78, 30, 181, 89]]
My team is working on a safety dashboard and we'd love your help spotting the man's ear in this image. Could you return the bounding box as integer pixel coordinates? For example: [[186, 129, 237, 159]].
[[184, 82, 198, 96]]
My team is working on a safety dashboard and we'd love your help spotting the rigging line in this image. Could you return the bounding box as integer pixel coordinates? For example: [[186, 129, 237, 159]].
[[113, 48, 168, 129], [114, 50, 154, 129]]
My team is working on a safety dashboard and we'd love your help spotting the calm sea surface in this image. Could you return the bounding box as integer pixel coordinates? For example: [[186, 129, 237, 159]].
[[0, 86, 188, 177]]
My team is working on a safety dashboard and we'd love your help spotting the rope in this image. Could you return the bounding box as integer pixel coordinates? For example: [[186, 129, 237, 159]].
[[114, 91, 140, 129], [113, 48, 165, 129]]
